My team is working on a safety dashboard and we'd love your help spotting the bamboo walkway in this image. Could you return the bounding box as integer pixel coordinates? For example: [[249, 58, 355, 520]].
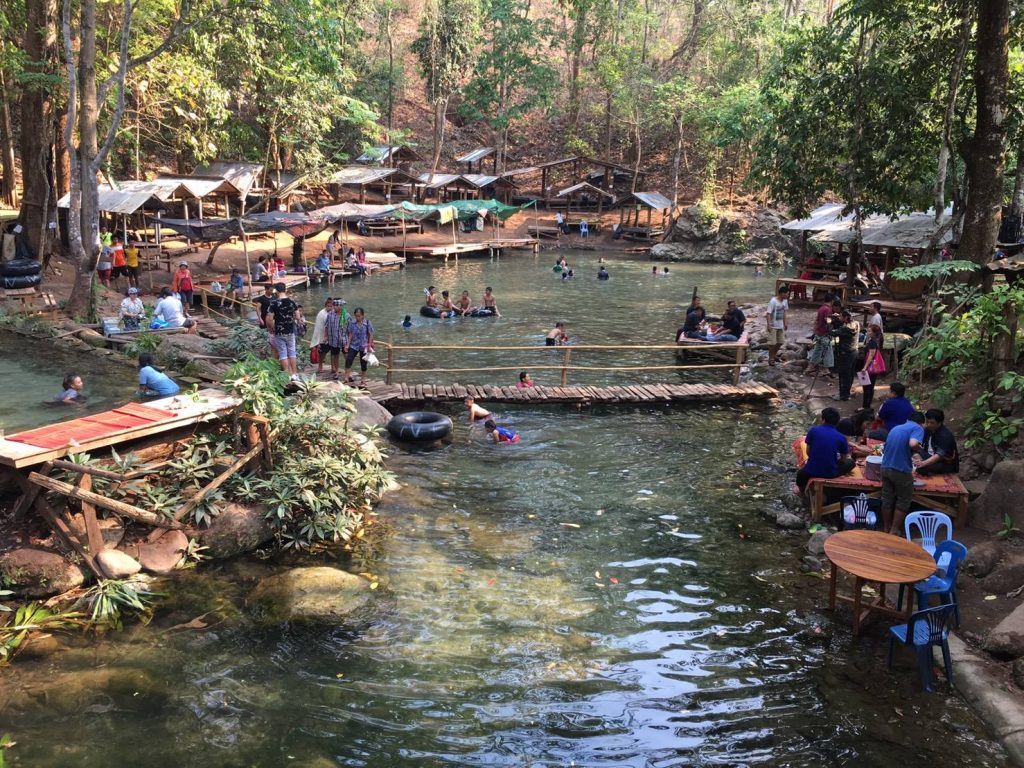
[[363, 380, 777, 406]]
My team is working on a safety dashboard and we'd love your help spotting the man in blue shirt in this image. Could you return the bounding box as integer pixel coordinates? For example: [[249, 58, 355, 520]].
[[880, 410, 925, 534], [796, 407, 862, 494], [871, 381, 914, 439]]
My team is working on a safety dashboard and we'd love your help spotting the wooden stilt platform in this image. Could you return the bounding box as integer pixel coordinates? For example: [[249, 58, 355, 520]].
[[361, 380, 777, 406], [395, 238, 539, 260]]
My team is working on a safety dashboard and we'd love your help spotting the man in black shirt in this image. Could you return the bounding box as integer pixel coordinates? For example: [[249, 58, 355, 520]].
[[255, 284, 275, 327], [832, 309, 857, 402], [916, 408, 959, 475], [677, 296, 706, 339], [266, 283, 299, 376], [727, 300, 746, 333]]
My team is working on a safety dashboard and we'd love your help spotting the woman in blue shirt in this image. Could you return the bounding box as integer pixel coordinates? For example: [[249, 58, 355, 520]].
[[137, 353, 180, 398]]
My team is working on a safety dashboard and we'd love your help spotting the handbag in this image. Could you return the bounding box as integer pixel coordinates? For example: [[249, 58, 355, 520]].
[[856, 369, 872, 386], [309, 345, 320, 364], [866, 349, 887, 375]]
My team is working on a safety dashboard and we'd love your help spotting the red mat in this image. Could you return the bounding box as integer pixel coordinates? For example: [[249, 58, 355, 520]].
[[8, 403, 178, 450]]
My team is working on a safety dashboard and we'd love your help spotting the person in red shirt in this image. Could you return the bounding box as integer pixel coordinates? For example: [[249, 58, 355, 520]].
[[110, 238, 127, 290], [806, 296, 841, 377], [171, 262, 195, 310]]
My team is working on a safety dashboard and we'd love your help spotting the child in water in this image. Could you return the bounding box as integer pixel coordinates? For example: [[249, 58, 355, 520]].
[[54, 373, 84, 403], [484, 419, 520, 444], [464, 396, 492, 423], [402, 314, 413, 328]]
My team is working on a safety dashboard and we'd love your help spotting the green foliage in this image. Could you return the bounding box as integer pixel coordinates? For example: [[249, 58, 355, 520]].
[[965, 372, 1024, 452], [411, 0, 480, 105], [0, 602, 86, 665], [80, 580, 161, 631], [888, 261, 981, 281], [997, 513, 1021, 539], [223, 355, 290, 417], [123, 331, 163, 357], [211, 321, 272, 360], [0, 732, 13, 768]]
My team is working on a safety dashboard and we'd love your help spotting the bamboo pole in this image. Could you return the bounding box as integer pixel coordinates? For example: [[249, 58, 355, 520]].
[[561, 348, 571, 386], [28, 472, 184, 529], [385, 363, 749, 373]]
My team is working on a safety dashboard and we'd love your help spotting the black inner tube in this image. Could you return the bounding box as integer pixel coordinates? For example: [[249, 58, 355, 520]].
[[387, 411, 452, 441]]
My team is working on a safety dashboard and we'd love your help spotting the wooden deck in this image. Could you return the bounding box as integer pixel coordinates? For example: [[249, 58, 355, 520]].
[[362, 380, 777, 406], [396, 238, 539, 260], [0, 389, 240, 469]]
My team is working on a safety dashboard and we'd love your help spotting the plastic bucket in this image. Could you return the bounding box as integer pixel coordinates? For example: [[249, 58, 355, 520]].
[[864, 455, 883, 482]]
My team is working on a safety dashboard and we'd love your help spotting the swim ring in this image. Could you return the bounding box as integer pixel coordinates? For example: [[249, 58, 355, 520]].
[[387, 411, 453, 442]]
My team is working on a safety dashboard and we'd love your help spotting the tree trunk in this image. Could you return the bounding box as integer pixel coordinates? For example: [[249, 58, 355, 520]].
[[567, 4, 585, 131], [1009, 146, 1024, 241], [990, 293, 1020, 376], [429, 98, 447, 177], [933, 5, 972, 220], [670, 118, 683, 208], [0, 69, 18, 208], [17, 0, 60, 261], [959, 0, 1009, 265]]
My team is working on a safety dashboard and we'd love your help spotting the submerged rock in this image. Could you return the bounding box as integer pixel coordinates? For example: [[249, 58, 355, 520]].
[[195, 502, 275, 559], [246, 566, 372, 624], [0, 548, 87, 597]]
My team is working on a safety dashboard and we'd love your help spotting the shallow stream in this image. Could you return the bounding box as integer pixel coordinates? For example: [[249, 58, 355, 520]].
[[0, 257, 1009, 766]]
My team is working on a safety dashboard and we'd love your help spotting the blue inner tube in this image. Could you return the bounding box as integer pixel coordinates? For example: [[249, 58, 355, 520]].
[[387, 411, 453, 442], [467, 307, 496, 317], [420, 306, 441, 318]]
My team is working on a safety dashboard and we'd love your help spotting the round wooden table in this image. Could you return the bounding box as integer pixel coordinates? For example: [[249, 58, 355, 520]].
[[824, 529, 937, 637]]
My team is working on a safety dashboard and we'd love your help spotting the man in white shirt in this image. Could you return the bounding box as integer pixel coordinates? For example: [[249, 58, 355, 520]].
[[154, 287, 195, 330], [867, 301, 884, 332], [765, 284, 790, 366]]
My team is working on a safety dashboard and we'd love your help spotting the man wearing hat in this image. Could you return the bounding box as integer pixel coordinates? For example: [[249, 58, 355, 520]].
[[119, 287, 145, 330], [323, 297, 349, 379]]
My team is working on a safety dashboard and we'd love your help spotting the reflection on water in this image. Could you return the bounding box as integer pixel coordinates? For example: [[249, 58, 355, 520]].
[[0, 331, 138, 432], [2, 407, 1006, 767]]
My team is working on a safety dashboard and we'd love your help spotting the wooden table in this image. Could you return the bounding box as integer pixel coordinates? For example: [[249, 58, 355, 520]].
[[792, 437, 969, 522], [854, 298, 924, 322], [824, 529, 937, 636], [777, 277, 848, 306]]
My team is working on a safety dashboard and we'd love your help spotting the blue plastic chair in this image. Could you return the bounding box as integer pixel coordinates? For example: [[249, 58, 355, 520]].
[[839, 493, 881, 530], [912, 539, 968, 628], [904, 511, 952, 556], [887, 604, 956, 692]]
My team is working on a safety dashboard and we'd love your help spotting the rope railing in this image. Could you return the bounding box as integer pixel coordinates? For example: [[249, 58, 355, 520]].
[[376, 341, 749, 386]]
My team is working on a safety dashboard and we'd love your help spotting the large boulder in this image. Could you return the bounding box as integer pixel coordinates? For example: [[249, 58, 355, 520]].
[[985, 602, 1024, 660], [123, 530, 189, 574], [246, 566, 372, 625], [347, 395, 393, 431], [96, 549, 142, 579], [981, 551, 1024, 595], [964, 539, 1004, 579], [971, 460, 1024, 533], [195, 502, 275, 559], [667, 203, 721, 243], [0, 548, 87, 597]]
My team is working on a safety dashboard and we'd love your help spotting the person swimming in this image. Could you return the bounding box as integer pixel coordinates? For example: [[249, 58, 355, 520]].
[[54, 373, 84, 404], [545, 322, 568, 346], [402, 314, 413, 328], [597, 266, 609, 280], [484, 419, 520, 444], [465, 396, 492, 423]]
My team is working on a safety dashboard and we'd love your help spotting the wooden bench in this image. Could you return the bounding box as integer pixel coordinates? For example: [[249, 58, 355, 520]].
[[1, 288, 60, 319], [675, 330, 750, 384]]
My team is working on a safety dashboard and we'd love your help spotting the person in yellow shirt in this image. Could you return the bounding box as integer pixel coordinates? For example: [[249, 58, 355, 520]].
[[124, 242, 140, 288]]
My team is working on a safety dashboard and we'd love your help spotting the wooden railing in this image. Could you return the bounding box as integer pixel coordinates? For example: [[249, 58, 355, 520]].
[[378, 342, 748, 387]]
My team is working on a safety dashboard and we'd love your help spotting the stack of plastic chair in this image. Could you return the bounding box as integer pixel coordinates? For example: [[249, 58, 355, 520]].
[[887, 604, 956, 692], [905, 510, 954, 577], [839, 493, 881, 530]]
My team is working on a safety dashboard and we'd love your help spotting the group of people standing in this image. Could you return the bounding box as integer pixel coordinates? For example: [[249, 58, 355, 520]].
[[304, 293, 375, 384]]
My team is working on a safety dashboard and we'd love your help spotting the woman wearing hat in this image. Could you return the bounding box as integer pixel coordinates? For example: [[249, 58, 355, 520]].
[[119, 287, 145, 330], [171, 261, 195, 309]]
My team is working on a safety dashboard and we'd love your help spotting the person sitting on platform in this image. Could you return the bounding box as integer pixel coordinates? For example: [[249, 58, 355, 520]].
[[837, 407, 874, 440], [272, 255, 287, 277], [704, 306, 743, 342], [439, 290, 457, 318], [137, 353, 180, 398], [726, 300, 746, 333], [315, 249, 333, 284], [796, 407, 866, 494], [252, 256, 270, 284], [916, 408, 959, 476], [870, 381, 914, 440], [678, 297, 706, 340], [485, 419, 520, 444]]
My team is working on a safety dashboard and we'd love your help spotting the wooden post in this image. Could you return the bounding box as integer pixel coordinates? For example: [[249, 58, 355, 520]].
[[733, 344, 743, 385], [386, 344, 395, 385], [561, 347, 571, 386], [201, 289, 210, 317]]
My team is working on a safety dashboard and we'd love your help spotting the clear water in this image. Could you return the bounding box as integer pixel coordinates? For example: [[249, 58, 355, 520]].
[[0, 258, 1007, 766], [301, 252, 777, 386], [0, 331, 138, 433]]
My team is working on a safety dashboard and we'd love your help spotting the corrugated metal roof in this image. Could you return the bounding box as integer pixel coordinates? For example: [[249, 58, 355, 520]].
[[780, 204, 848, 232], [155, 175, 241, 199], [355, 145, 422, 164], [192, 161, 264, 197], [557, 181, 615, 199], [418, 172, 462, 187], [626, 191, 673, 210], [330, 167, 419, 186], [456, 147, 495, 163], [861, 213, 955, 249], [461, 174, 515, 189], [500, 165, 540, 178], [809, 214, 889, 244], [57, 180, 177, 214]]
